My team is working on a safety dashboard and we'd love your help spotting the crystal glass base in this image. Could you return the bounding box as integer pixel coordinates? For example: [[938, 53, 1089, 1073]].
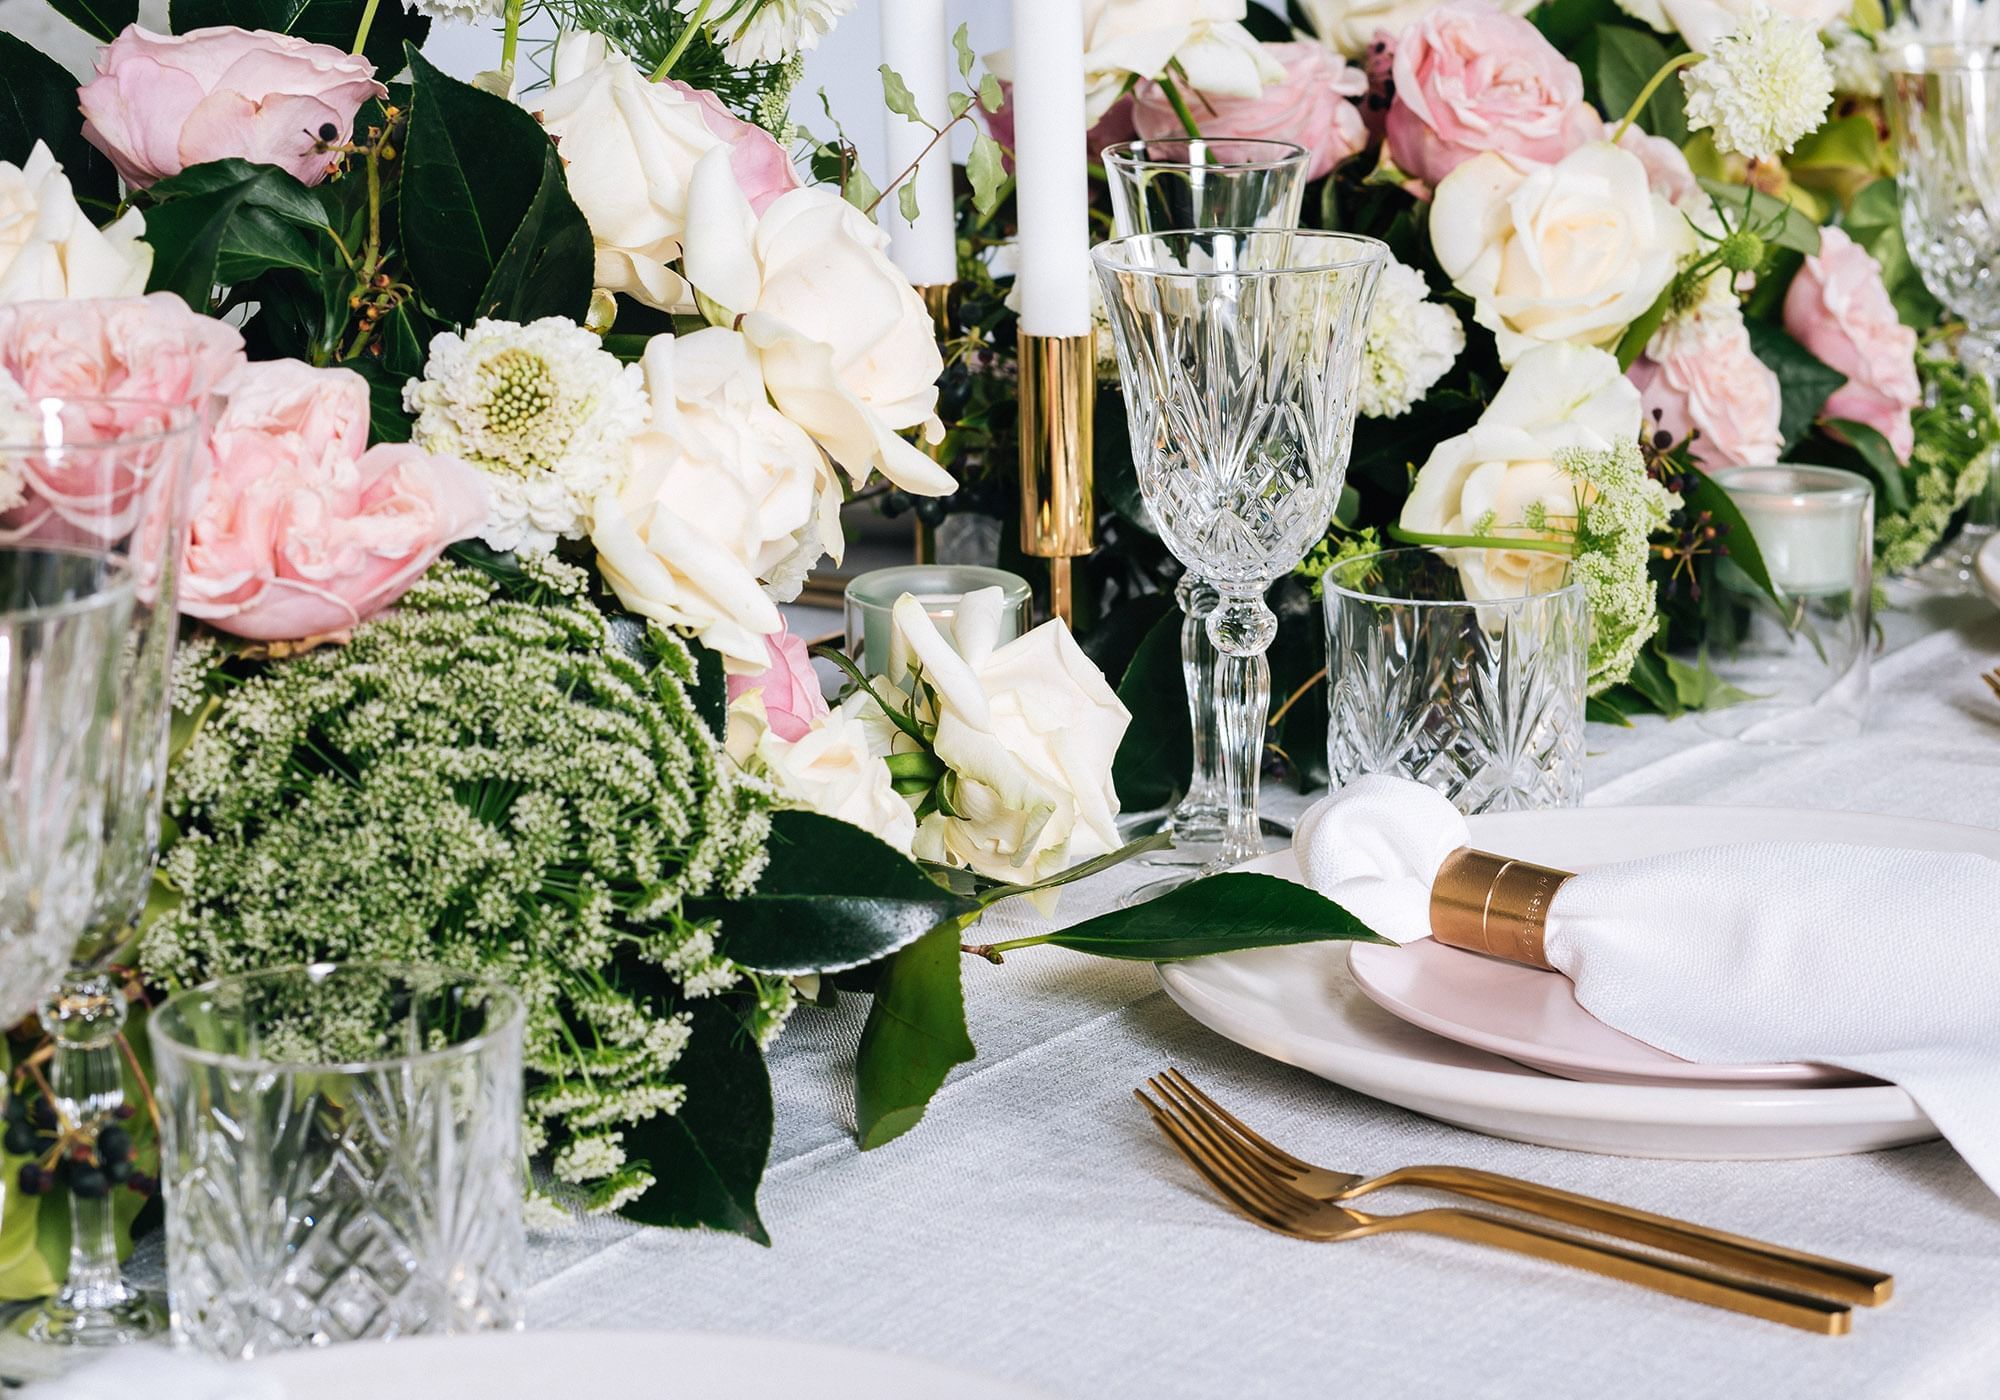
[[1117, 867, 1204, 908], [16, 1289, 167, 1348]]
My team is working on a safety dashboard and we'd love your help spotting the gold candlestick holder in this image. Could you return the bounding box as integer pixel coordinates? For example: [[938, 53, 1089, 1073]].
[[1017, 332, 1095, 626], [915, 283, 955, 566]]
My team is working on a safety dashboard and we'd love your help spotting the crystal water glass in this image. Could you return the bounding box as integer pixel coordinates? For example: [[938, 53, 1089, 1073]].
[[1694, 466, 1874, 744], [1323, 548, 1587, 812], [0, 395, 203, 1347], [1094, 229, 1385, 867], [1881, 40, 2000, 589], [1103, 138, 1307, 862], [150, 964, 526, 1359]]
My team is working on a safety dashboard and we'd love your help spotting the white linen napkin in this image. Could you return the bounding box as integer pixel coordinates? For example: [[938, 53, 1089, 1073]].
[[1297, 775, 2000, 1194]]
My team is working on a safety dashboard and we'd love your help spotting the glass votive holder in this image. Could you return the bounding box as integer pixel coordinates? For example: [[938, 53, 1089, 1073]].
[[1102, 138, 1308, 236], [1323, 547, 1587, 813], [1695, 465, 1873, 743], [150, 963, 526, 1359], [843, 565, 1034, 674]]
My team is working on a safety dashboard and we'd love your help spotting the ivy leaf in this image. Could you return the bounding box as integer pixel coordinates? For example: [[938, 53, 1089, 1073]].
[[43, 0, 135, 42], [897, 180, 920, 225], [142, 160, 332, 308], [700, 812, 977, 976], [1623, 646, 1684, 717], [880, 64, 924, 122], [618, 999, 773, 1243], [1586, 690, 1636, 726], [952, 22, 976, 79], [1697, 177, 1820, 255], [170, 0, 428, 79], [1826, 417, 1911, 514], [1044, 873, 1388, 961], [948, 90, 973, 119], [1594, 25, 1688, 145], [967, 132, 1008, 217], [841, 162, 882, 213], [1663, 652, 1760, 712], [1745, 319, 1846, 452], [0, 34, 118, 211], [854, 922, 975, 1150], [979, 72, 1005, 114], [1110, 608, 1191, 812]]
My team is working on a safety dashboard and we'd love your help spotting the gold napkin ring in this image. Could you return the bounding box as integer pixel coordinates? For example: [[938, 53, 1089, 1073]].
[[1429, 848, 1575, 971]]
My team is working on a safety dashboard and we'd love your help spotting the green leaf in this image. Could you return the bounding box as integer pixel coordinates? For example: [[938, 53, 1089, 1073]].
[[1594, 25, 1688, 145], [142, 160, 330, 307], [967, 132, 1008, 217], [1045, 873, 1388, 961], [702, 812, 977, 976], [841, 162, 882, 213], [1623, 646, 1684, 717], [953, 22, 976, 79], [1826, 417, 1911, 514], [897, 179, 920, 225], [1662, 652, 1759, 711], [170, 0, 428, 79], [948, 90, 973, 120], [1110, 608, 1191, 812], [1613, 280, 1672, 371], [1744, 319, 1846, 452], [400, 47, 592, 327], [1680, 462, 1783, 609], [0, 34, 118, 211], [1696, 177, 1820, 255], [618, 999, 772, 1243], [1789, 114, 1881, 174], [978, 72, 1005, 114], [880, 64, 924, 122], [1586, 691, 1636, 726], [854, 922, 975, 1150], [44, 0, 135, 42]]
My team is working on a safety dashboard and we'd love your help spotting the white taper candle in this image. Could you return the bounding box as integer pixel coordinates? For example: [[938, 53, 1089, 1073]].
[[879, 0, 958, 286], [1007, 0, 1092, 336]]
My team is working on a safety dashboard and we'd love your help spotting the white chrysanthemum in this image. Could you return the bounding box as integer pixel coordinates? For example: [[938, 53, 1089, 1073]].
[[678, 0, 855, 66], [404, 317, 647, 554], [1360, 259, 1465, 420], [402, 0, 505, 19], [1682, 9, 1835, 160]]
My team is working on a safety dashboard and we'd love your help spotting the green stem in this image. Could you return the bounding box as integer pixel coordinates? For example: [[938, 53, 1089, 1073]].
[[499, 0, 523, 75], [809, 644, 932, 749], [1613, 51, 1703, 143], [961, 930, 1053, 963], [652, 0, 712, 81], [349, 0, 381, 55], [1388, 525, 1577, 556], [1158, 75, 1202, 140]]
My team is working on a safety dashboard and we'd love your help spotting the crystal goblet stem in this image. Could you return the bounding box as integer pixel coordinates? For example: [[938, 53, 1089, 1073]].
[[1170, 573, 1226, 847], [1212, 622, 1272, 866]]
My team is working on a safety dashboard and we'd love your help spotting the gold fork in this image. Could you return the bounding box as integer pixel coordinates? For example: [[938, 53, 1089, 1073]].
[[1152, 1069, 1892, 1308], [1983, 669, 2000, 703], [1136, 1084, 1854, 1335]]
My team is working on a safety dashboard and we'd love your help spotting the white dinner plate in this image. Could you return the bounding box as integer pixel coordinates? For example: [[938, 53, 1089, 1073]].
[[1156, 805, 2000, 1160], [249, 1329, 1054, 1399]]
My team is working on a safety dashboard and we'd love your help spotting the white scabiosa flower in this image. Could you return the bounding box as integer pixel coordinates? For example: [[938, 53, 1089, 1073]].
[[1360, 259, 1465, 420], [404, 316, 647, 554], [1681, 9, 1835, 161], [679, 0, 855, 67]]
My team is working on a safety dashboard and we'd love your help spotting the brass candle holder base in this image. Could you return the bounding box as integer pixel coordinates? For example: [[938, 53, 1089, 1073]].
[[1017, 332, 1095, 626]]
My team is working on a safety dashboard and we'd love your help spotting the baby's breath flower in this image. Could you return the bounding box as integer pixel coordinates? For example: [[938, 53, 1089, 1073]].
[[405, 318, 647, 554], [1682, 10, 1835, 161]]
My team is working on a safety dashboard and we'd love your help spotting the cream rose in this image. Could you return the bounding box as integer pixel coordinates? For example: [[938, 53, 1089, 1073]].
[[591, 330, 832, 665], [1400, 342, 1643, 599], [683, 148, 952, 497], [1298, 0, 1538, 58], [1431, 142, 1689, 368], [729, 692, 918, 856], [890, 589, 1129, 888], [990, 0, 1284, 125], [0, 143, 151, 304], [532, 31, 726, 311]]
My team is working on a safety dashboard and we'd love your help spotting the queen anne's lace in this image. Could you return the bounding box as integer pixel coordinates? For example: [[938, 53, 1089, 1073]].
[[143, 562, 777, 1207], [1557, 441, 1680, 692]]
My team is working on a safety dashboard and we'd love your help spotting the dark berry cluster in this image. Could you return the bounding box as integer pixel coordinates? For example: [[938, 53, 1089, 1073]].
[[7, 1095, 151, 1202]]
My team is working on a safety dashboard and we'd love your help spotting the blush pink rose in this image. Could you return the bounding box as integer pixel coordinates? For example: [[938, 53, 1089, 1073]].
[[1385, 0, 1598, 189], [1783, 226, 1921, 462], [79, 25, 386, 190], [1132, 42, 1369, 181], [726, 628, 830, 742], [180, 360, 489, 641], [1629, 309, 1784, 469], [661, 78, 800, 214]]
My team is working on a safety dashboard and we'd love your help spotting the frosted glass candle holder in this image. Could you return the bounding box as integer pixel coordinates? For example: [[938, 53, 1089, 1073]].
[[843, 565, 1033, 674]]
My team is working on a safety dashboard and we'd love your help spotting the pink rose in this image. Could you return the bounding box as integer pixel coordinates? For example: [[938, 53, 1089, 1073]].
[[181, 360, 488, 641], [1132, 42, 1369, 181], [1630, 309, 1784, 470], [1362, 30, 1397, 139], [1783, 226, 1921, 462], [661, 78, 800, 214], [1384, 0, 1598, 189], [79, 25, 386, 190], [726, 628, 830, 742], [1613, 123, 1698, 206]]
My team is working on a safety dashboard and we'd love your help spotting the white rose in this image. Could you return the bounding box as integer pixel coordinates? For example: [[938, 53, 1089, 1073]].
[[988, 0, 1285, 124], [891, 589, 1129, 888], [683, 148, 953, 497], [1298, 0, 1537, 57], [731, 692, 918, 855], [0, 142, 150, 304], [1658, 0, 1848, 50], [1431, 143, 1690, 369], [532, 31, 725, 311], [592, 330, 830, 664], [1399, 342, 1642, 600]]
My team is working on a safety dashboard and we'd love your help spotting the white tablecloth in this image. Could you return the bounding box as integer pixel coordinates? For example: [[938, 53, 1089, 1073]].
[[523, 591, 2000, 1399]]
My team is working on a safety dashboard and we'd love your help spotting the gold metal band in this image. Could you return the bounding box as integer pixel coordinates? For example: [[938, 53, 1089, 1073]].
[[1428, 847, 1574, 971], [1017, 333, 1096, 626]]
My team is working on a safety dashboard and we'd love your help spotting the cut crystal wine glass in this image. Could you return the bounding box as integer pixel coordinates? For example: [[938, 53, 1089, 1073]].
[[1094, 230, 1385, 867]]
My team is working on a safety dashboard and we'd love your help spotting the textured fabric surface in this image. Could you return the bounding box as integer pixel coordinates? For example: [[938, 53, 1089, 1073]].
[[527, 591, 2000, 1398]]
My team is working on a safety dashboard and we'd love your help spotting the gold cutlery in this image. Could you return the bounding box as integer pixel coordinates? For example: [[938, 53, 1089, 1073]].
[[1151, 1069, 1891, 1308], [1137, 1081, 1858, 1334], [1983, 668, 2000, 703]]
